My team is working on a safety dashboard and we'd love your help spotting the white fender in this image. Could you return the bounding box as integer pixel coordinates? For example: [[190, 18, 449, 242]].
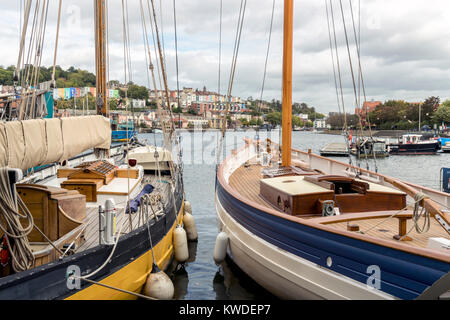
[[184, 201, 192, 214], [183, 212, 198, 241], [144, 267, 174, 299], [173, 226, 189, 262], [213, 232, 229, 265]]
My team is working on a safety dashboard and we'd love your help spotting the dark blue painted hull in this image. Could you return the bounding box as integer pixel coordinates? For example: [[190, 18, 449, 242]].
[[216, 181, 450, 300]]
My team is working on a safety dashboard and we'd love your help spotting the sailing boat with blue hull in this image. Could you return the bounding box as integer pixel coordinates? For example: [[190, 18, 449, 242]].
[[214, 0, 450, 300]]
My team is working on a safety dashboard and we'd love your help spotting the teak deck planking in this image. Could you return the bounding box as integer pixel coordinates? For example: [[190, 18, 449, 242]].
[[228, 162, 449, 250], [76, 175, 170, 252]]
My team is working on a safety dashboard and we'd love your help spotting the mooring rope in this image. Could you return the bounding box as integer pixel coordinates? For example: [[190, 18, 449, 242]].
[[0, 168, 35, 272]]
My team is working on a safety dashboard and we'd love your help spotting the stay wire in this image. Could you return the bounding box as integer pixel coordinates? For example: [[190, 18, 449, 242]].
[[328, 0, 355, 170]]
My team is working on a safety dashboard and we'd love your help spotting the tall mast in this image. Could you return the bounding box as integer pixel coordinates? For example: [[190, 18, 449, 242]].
[[94, 0, 108, 116], [281, 0, 293, 167]]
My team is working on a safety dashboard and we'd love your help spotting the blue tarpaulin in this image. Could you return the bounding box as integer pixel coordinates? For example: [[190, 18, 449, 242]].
[[442, 168, 450, 193], [126, 184, 154, 214]]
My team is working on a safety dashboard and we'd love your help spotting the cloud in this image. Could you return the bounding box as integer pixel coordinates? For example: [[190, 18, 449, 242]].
[[1, 0, 450, 114]]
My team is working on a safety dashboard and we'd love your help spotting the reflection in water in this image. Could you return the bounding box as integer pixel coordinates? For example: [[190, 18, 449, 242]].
[[172, 266, 189, 300], [187, 241, 198, 263], [212, 258, 277, 300], [172, 241, 198, 300]]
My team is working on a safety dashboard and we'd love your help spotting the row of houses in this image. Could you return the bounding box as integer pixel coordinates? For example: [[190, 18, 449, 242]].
[[150, 86, 248, 114]]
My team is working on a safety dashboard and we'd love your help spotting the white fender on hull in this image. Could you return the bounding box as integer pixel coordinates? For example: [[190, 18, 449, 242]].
[[183, 212, 198, 241], [144, 264, 174, 299], [213, 231, 229, 265], [184, 201, 192, 214], [173, 226, 189, 262]]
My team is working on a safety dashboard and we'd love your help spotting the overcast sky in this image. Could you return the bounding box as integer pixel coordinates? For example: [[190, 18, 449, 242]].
[[1, 0, 450, 114]]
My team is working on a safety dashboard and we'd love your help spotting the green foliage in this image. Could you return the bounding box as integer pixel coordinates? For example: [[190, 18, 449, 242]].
[[240, 118, 249, 126], [326, 113, 359, 129], [433, 100, 450, 123], [0, 65, 110, 88], [172, 106, 182, 114], [266, 112, 281, 125], [0, 66, 14, 85], [369, 96, 442, 129], [128, 84, 149, 100], [292, 116, 304, 127]]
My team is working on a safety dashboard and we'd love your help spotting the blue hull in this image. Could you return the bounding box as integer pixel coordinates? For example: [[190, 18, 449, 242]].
[[216, 181, 450, 300], [112, 130, 136, 142]]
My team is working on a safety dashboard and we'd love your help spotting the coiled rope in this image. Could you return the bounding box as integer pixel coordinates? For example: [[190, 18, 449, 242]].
[[0, 168, 34, 272], [360, 192, 431, 238]]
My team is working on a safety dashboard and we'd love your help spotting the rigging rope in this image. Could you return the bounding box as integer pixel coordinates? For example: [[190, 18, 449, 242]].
[[218, 0, 223, 97], [337, 0, 368, 171], [327, 0, 355, 171], [347, 0, 379, 172], [216, 0, 247, 166], [258, 0, 276, 117], [173, 0, 181, 128]]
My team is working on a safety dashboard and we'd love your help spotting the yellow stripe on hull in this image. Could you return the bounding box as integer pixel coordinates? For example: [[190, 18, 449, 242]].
[[65, 201, 184, 300]]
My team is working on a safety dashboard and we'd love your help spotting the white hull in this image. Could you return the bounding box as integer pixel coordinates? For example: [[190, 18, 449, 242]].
[[215, 191, 394, 300]]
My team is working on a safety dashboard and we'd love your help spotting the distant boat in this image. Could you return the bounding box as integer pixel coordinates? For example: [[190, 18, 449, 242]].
[[350, 139, 389, 158], [388, 134, 441, 155]]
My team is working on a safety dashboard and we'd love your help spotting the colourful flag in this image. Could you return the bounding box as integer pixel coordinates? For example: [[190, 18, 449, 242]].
[[59, 88, 65, 99], [53, 88, 59, 99], [64, 88, 70, 99], [75, 88, 81, 97], [70, 88, 75, 98], [90, 87, 96, 97]]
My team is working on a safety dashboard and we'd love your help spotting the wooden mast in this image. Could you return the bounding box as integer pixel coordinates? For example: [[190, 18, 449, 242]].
[[94, 0, 108, 116], [281, 0, 293, 167]]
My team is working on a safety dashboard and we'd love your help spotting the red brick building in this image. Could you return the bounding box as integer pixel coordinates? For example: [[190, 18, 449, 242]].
[[355, 100, 382, 126]]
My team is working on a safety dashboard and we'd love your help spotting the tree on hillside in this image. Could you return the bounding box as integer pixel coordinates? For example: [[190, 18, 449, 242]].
[[420, 96, 440, 123], [292, 116, 304, 127], [128, 84, 149, 100], [433, 100, 450, 124], [266, 112, 281, 125], [326, 113, 359, 129]]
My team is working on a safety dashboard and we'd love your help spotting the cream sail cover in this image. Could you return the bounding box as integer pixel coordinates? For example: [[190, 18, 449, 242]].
[[0, 115, 111, 170]]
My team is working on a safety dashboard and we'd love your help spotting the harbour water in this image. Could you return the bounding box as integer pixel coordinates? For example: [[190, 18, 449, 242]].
[[140, 130, 449, 300]]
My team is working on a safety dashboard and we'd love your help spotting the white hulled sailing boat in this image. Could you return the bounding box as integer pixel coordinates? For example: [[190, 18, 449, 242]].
[[214, 0, 450, 300]]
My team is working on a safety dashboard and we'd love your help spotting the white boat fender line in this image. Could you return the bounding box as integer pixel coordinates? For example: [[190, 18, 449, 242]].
[[174, 226, 189, 263], [213, 232, 229, 265], [183, 212, 198, 242], [184, 200, 192, 214], [144, 263, 174, 300]]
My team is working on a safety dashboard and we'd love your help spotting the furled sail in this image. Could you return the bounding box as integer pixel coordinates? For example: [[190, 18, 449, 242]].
[[0, 115, 111, 171]]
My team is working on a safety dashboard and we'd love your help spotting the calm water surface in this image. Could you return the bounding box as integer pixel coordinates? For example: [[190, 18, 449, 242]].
[[140, 130, 449, 300]]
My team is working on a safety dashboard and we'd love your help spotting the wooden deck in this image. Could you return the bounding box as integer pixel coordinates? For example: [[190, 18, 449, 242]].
[[76, 174, 171, 253], [228, 161, 450, 250], [320, 143, 349, 157]]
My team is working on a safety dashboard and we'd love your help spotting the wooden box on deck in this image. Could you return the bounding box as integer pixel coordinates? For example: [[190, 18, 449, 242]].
[[16, 184, 86, 242]]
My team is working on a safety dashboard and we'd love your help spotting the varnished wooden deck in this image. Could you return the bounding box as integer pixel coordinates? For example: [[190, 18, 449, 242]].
[[228, 161, 450, 250], [76, 174, 172, 253]]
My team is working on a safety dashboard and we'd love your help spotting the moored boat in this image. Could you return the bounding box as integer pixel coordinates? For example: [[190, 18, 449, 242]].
[[0, 0, 189, 300], [214, 0, 450, 300], [388, 134, 441, 155]]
